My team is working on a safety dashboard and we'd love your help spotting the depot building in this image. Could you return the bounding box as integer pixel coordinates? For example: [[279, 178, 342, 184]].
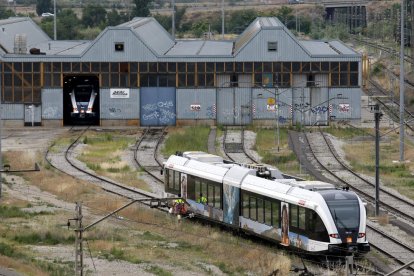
[[0, 16, 362, 127]]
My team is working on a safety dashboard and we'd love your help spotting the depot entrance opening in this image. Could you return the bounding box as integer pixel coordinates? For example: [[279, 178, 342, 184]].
[[63, 75, 100, 126]]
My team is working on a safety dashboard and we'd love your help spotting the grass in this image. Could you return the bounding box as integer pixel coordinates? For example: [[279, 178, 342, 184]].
[[162, 126, 210, 156], [343, 133, 414, 199], [255, 127, 302, 176], [322, 125, 373, 139], [145, 265, 172, 276], [13, 232, 75, 245], [77, 130, 151, 191]]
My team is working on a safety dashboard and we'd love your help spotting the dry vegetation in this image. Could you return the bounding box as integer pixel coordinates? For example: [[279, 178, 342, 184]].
[[0, 131, 295, 275]]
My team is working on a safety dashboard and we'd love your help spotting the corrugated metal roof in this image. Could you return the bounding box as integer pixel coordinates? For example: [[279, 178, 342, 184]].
[[0, 17, 50, 53], [328, 40, 357, 55], [165, 40, 232, 56], [34, 41, 91, 55], [119, 17, 174, 55], [234, 18, 261, 53], [300, 41, 339, 55]]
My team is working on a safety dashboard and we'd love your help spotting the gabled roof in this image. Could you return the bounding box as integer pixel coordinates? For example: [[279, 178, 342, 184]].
[[0, 17, 50, 53], [34, 41, 91, 55], [299, 40, 357, 56], [118, 17, 174, 55], [234, 17, 284, 54], [165, 40, 233, 56]]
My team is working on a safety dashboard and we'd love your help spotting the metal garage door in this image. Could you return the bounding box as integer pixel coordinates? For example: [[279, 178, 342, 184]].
[[217, 88, 251, 125], [24, 104, 41, 126], [140, 87, 176, 126]]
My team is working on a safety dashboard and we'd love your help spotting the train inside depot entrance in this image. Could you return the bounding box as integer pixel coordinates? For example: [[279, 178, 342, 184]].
[[63, 75, 100, 126]]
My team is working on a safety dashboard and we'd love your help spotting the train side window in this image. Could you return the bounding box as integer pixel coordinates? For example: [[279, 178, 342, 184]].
[[187, 175, 195, 200], [168, 170, 174, 189], [307, 210, 329, 242], [298, 207, 306, 230], [257, 198, 264, 223], [174, 171, 180, 191], [264, 200, 272, 226], [214, 185, 221, 209], [250, 196, 257, 221], [195, 178, 201, 202], [272, 201, 280, 227], [242, 193, 249, 217], [207, 183, 214, 207], [290, 205, 298, 228]]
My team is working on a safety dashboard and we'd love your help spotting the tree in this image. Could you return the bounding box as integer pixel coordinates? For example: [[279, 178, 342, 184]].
[[191, 21, 209, 37], [0, 7, 14, 19], [82, 5, 107, 28], [107, 9, 121, 26], [58, 9, 81, 40], [132, 0, 152, 18], [36, 0, 52, 16], [154, 13, 171, 32]]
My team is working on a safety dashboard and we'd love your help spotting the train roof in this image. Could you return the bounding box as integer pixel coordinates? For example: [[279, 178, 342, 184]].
[[164, 153, 342, 209]]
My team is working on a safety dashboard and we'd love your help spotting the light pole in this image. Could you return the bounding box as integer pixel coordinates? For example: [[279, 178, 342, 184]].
[[53, 0, 57, 40]]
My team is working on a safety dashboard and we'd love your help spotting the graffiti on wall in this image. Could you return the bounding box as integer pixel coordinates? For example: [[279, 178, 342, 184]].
[[142, 100, 176, 123]]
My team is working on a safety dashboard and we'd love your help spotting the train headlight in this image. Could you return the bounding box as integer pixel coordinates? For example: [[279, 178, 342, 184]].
[[329, 233, 339, 239], [346, 237, 352, 243], [358, 233, 366, 238]]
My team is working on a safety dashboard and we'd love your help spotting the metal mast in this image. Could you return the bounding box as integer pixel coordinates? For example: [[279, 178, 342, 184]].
[[222, 0, 224, 39], [400, 0, 405, 161], [172, 0, 175, 39]]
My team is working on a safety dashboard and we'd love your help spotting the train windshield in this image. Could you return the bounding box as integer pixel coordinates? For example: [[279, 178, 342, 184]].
[[325, 199, 360, 229], [75, 86, 93, 102], [320, 191, 360, 230]]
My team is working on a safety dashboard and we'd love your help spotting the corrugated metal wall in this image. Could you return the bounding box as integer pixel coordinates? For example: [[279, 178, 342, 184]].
[[176, 89, 216, 119], [315, 74, 329, 87], [42, 89, 63, 119], [100, 88, 139, 120], [235, 29, 311, 62], [292, 87, 311, 125], [2, 104, 24, 119], [309, 87, 329, 125], [252, 88, 292, 125], [238, 74, 252, 88], [216, 75, 231, 87], [82, 29, 158, 62], [217, 88, 251, 125], [140, 87, 176, 126], [329, 88, 361, 120]]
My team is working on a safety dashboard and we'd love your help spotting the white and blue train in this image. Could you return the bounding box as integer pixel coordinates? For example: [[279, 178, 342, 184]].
[[163, 151, 370, 254]]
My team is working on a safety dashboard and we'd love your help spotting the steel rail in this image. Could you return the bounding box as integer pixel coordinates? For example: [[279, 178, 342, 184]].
[[133, 127, 166, 183], [303, 130, 414, 224], [319, 128, 414, 210]]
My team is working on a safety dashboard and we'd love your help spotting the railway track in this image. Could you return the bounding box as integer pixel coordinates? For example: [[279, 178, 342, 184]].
[[223, 127, 257, 164], [133, 127, 166, 185], [367, 222, 414, 273], [45, 127, 160, 203], [367, 79, 414, 132], [304, 128, 414, 224]]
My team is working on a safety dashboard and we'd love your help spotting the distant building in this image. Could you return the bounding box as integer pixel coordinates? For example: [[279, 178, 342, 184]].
[[0, 16, 361, 127]]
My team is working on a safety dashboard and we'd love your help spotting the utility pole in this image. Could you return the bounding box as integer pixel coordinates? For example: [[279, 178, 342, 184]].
[[221, 0, 224, 39], [373, 104, 383, 216], [400, 0, 405, 161], [171, 0, 175, 39], [74, 202, 83, 276], [53, 0, 57, 40]]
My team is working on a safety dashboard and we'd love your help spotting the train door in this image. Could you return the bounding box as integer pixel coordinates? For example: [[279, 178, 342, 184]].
[[63, 75, 100, 126], [217, 88, 251, 126], [140, 87, 176, 126]]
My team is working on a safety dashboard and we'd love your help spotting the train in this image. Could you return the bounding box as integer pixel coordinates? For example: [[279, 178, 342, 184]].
[[163, 151, 370, 255], [69, 84, 97, 119]]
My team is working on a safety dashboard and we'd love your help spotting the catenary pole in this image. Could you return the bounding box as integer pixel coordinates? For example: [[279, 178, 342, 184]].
[[171, 0, 175, 39], [221, 0, 224, 39], [53, 0, 57, 40], [400, 0, 405, 161]]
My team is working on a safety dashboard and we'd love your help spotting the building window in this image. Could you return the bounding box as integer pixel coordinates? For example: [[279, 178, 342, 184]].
[[268, 41, 278, 52], [114, 42, 124, 52]]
